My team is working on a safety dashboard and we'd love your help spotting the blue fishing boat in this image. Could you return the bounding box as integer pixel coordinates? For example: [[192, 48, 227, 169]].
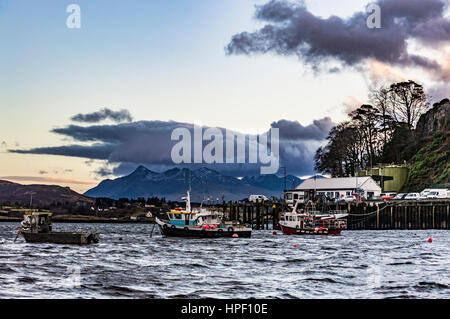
[[155, 190, 252, 238]]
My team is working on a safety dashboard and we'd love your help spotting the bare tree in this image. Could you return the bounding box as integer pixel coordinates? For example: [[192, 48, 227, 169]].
[[388, 80, 429, 129], [370, 86, 394, 145]]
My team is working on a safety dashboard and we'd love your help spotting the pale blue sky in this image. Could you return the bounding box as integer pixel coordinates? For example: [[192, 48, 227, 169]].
[[1, 0, 444, 192]]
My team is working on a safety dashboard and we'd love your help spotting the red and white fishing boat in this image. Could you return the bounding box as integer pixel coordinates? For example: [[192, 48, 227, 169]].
[[279, 201, 348, 236]]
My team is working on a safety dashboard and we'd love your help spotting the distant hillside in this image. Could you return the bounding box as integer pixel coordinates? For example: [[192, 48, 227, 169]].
[[242, 174, 302, 191], [0, 180, 94, 206], [84, 166, 295, 201], [408, 99, 450, 188]]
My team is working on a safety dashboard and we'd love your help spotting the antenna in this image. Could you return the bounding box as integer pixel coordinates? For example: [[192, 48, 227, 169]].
[[188, 169, 192, 192]]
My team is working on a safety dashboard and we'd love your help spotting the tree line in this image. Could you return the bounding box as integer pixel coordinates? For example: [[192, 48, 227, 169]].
[[314, 80, 430, 177]]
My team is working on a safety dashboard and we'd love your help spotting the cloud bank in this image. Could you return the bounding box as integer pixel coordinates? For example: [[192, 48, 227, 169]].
[[10, 117, 335, 177], [226, 0, 450, 79]]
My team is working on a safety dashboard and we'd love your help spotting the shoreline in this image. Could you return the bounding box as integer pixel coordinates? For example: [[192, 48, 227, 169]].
[[0, 217, 154, 224]]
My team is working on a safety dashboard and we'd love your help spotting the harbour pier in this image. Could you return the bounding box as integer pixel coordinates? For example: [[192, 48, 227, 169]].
[[220, 200, 450, 230]]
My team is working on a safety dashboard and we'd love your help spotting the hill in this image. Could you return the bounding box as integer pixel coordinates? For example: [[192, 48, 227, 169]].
[[407, 99, 450, 188], [0, 180, 94, 206]]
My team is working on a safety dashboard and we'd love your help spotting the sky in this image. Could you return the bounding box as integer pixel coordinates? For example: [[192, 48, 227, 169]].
[[0, 0, 449, 193]]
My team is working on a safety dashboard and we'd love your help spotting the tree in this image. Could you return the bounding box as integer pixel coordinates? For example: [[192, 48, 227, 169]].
[[370, 86, 395, 145], [315, 122, 361, 177], [388, 80, 429, 129], [349, 104, 382, 169]]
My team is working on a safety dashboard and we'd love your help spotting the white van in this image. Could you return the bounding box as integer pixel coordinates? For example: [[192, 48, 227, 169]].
[[426, 189, 449, 199], [419, 189, 431, 200], [249, 195, 269, 203]]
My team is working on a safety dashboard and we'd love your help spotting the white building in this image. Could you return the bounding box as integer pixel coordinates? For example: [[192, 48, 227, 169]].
[[293, 176, 382, 200]]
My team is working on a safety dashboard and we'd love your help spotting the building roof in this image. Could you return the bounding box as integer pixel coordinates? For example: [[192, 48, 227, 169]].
[[296, 176, 380, 191]]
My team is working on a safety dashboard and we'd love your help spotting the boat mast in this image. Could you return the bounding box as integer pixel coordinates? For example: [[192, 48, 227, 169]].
[[185, 190, 191, 213], [292, 199, 299, 214]]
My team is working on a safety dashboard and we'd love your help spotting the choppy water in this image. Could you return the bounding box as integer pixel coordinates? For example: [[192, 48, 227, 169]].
[[0, 222, 449, 298]]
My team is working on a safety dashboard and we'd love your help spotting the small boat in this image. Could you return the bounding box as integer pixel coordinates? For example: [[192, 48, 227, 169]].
[[155, 190, 252, 238], [279, 200, 348, 236], [20, 212, 100, 245]]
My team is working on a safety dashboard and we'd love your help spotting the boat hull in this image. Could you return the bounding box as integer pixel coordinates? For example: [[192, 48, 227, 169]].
[[280, 224, 341, 236], [21, 231, 100, 245], [157, 220, 251, 238]]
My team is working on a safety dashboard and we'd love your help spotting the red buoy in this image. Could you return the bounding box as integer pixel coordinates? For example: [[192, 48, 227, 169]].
[[232, 234, 239, 238], [293, 244, 297, 247], [119, 237, 123, 241], [272, 231, 277, 235], [428, 237, 433, 243], [319, 227, 323, 231]]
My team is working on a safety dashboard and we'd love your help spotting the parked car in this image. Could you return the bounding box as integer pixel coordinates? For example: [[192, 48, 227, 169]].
[[249, 195, 269, 203], [380, 192, 397, 201], [393, 193, 407, 200], [404, 193, 420, 200], [343, 195, 357, 202]]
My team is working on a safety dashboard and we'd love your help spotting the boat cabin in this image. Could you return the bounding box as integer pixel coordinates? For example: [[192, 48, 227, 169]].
[[166, 210, 198, 227], [21, 212, 53, 233], [165, 209, 224, 227]]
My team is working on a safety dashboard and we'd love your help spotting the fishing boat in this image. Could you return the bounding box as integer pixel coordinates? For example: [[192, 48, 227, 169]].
[[20, 212, 100, 245], [155, 190, 252, 238], [279, 200, 348, 236]]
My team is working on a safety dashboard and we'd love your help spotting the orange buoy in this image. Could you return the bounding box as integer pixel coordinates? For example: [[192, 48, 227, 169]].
[[232, 234, 239, 238], [428, 237, 433, 243]]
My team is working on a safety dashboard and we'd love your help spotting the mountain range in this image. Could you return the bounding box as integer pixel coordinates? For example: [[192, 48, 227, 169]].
[[84, 166, 303, 201]]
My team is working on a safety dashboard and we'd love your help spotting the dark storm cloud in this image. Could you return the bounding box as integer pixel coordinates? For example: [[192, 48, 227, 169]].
[[10, 143, 116, 160], [271, 117, 335, 141], [9, 117, 335, 177], [71, 108, 133, 123], [226, 0, 449, 71], [95, 166, 114, 177]]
